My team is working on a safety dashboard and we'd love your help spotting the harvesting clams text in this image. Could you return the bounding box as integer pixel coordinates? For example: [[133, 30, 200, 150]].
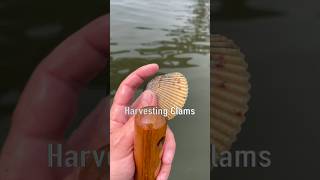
[[125, 106, 196, 117]]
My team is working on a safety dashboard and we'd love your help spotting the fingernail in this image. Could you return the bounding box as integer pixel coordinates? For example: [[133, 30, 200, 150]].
[[142, 90, 156, 106]]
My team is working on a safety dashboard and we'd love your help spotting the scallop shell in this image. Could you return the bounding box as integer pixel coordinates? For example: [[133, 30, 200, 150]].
[[211, 35, 251, 155], [146, 72, 189, 120]]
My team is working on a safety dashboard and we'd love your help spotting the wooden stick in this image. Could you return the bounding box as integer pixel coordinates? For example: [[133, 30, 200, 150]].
[[134, 107, 167, 180]]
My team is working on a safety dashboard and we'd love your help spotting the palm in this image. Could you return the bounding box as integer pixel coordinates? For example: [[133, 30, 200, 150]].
[[0, 15, 108, 180], [110, 64, 176, 180]]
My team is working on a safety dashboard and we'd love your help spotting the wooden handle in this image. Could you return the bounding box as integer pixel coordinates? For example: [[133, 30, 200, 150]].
[[134, 107, 167, 180]]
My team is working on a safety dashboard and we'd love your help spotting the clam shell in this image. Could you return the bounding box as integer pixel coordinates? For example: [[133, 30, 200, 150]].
[[211, 35, 251, 155], [146, 72, 189, 120]]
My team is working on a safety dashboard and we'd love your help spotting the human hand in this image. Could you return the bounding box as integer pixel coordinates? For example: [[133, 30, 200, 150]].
[[110, 64, 176, 180], [0, 15, 108, 180]]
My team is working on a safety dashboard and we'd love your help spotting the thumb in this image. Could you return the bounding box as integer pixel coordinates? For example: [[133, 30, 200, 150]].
[[131, 90, 158, 109], [110, 90, 158, 160]]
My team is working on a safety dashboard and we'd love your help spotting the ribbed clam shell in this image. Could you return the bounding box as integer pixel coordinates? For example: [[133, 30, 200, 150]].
[[146, 72, 188, 120], [211, 35, 251, 155]]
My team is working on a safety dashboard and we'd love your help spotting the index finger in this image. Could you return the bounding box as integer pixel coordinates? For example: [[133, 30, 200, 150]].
[[113, 64, 159, 106], [110, 64, 159, 130]]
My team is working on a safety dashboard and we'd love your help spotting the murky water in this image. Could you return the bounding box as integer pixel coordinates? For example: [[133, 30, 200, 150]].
[[111, 0, 210, 179], [212, 0, 320, 179]]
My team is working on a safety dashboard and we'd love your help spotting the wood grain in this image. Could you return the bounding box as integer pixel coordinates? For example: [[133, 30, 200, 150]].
[[134, 107, 167, 180]]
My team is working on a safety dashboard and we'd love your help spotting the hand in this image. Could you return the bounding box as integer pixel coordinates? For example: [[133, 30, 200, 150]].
[[110, 64, 176, 180], [0, 15, 108, 180]]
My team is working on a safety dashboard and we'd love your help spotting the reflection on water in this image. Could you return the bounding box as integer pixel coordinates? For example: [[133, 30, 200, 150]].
[[111, 0, 210, 93], [111, 0, 210, 179], [111, 58, 197, 94], [212, 0, 283, 21]]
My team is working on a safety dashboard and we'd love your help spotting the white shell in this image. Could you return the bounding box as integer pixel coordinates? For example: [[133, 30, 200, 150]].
[[146, 72, 189, 120]]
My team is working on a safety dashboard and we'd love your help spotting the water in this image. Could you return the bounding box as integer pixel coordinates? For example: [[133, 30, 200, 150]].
[[111, 0, 210, 179], [212, 0, 320, 179]]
